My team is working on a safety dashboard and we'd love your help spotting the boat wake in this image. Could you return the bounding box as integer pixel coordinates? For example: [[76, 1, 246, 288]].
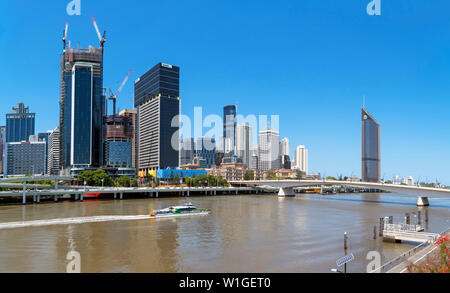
[[0, 215, 152, 230]]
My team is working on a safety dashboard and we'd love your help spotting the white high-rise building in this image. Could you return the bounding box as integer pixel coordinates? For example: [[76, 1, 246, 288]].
[[258, 129, 280, 171], [280, 138, 290, 157], [294, 145, 308, 174], [47, 126, 60, 175], [235, 123, 252, 168]]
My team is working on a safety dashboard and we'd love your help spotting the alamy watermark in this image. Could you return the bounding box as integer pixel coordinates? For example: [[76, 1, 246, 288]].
[[67, 0, 81, 16], [66, 250, 81, 273], [367, 0, 381, 16]]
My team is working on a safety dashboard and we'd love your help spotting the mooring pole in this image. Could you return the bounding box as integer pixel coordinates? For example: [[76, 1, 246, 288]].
[[344, 232, 348, 250]]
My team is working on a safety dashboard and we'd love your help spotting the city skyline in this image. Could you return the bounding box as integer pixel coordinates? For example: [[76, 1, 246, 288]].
[[2, 1, 450, 183]]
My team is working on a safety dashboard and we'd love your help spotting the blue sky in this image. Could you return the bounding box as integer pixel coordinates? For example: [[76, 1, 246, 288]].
[[1, 0, 450, 183]]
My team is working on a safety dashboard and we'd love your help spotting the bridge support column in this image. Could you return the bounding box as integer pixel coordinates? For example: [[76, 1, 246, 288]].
[[187, 190, 190, 197], [417, 197, 430, 207], [320, 185, 323, 195], [120, 193, 123, 200], [54, 195, 58, 202], [80, 194, 83, 202], [22, 183, 26, 205], [156, 192, 159, 198], [278, 187, 295, 197], [37, 195, 40, 204], [114, 193, 117, 199]]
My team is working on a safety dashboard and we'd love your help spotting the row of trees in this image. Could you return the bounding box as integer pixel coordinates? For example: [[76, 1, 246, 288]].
[[77, 170, 228, 188], [185, 175, 228, 187], [77, 170, 138, 188]]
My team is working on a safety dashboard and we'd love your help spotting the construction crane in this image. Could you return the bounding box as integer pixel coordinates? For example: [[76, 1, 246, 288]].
[[91, 15, 106, 48], [109, 70, 133, 115], [62, 20, 69, 49]]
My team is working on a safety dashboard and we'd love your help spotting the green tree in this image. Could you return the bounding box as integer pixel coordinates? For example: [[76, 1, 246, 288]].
[[78, 169, 113, 186], [295, 170, 304, 180], [118, 176, 131, 187], [244, 171, 254, 181]]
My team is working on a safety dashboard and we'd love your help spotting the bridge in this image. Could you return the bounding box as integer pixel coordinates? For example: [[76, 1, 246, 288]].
[[229, 179, 450, 206]]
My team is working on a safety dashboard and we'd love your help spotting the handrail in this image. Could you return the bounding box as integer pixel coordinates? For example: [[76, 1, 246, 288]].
[[370, 227, 448, 273]]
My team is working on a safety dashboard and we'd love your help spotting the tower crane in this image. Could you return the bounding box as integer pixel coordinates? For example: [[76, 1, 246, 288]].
[[109, 70, 133, 115], [91, 15, 106, 48]]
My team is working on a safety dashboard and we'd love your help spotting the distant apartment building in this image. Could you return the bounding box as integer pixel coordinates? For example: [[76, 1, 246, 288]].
[[208, 162, 246, 182], [47, 127, 61, 175], [258, 129, 280, 171], [294, 145, 308, 175], [362, 108, 381, 183], [235, 123, 252, 168], [6, 102, 35, 143], [280, 138, 290, 157], [5, 141, 46, 176], [195, 137, 216, 169], [134, 63, 180, 176]]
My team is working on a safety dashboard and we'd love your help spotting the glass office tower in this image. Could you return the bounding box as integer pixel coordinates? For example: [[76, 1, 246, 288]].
[[6, 102, 35, 143], [60, 48, 105, 172], [134, 63, 180, 175], [223, 105, 237, 154], [361, 108, 380, 182]]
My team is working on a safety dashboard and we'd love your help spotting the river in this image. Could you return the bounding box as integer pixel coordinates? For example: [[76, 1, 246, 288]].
[[0, 193, 448, 273]]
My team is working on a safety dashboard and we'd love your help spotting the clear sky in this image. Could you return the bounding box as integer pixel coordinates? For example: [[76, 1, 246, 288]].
[[1, 0, 450, 184]]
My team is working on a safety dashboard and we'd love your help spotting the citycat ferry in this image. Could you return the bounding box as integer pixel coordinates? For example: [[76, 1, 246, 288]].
[[150, 202, 210, 219]]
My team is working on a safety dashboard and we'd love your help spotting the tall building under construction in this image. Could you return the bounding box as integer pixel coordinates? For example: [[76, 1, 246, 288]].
[[58, 19, 107, 174]]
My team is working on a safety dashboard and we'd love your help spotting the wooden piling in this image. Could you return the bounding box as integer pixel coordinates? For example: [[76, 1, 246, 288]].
[[379, 218, 384, 236], [373, 226, 377, 239], [389, 216, 393, 224]]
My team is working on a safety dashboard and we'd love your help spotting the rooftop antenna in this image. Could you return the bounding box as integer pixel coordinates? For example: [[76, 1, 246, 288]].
[[363, 96, 366, 109]]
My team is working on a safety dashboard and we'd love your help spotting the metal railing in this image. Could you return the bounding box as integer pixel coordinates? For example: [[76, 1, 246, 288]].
[[384, 223, 422, 233], [370, 227, 448, 273], [368, 239, 434, 273]]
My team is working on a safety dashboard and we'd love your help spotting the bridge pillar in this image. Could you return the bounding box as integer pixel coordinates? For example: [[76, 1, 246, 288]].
[[156, 192, 159, 198], [187, 190, 190, 197], [114, 193, 117, 199], [54, 195, 58, 202], [22, 183, 26, 205], [120, 193, 123, 200], [37, 195, 40, 204], [278, 187, 295, 197], [417, 197, 430, 207], [80, 194, 83, 202]]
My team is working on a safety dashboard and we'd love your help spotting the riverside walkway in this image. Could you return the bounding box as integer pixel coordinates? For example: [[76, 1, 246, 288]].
[[0, 186, 259, 205]]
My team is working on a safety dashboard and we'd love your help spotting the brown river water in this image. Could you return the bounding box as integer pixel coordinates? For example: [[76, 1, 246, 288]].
[[0, 193, 448, 273]]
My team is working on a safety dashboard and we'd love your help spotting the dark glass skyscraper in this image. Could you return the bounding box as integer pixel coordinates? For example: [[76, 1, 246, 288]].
[[59, 46, 105, 172], [223, 105, 236, 154], [135, 63, 180, 175], [362, 108, 380, 182], [6, 102, 35, 143]]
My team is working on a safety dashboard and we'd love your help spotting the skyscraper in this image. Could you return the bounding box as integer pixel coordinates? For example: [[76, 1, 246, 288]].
[[119, 109, 138, 169], [103, 115, 133, 168], [280, 138, 290, 157], [195, 137, 216, 169], [180, 138, 195, 166], [223, 105, 237, 154], [294, 145, 308, 175], [47, 127, 60, 176], [258, 129, 280, 171], [6, 102, 35, 143], [235, 123, 252, 168], [59, 23, 106, 173], [134, 63, 180, 174], [0, 126, 5, 174], [361, 108, 380, 182]]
